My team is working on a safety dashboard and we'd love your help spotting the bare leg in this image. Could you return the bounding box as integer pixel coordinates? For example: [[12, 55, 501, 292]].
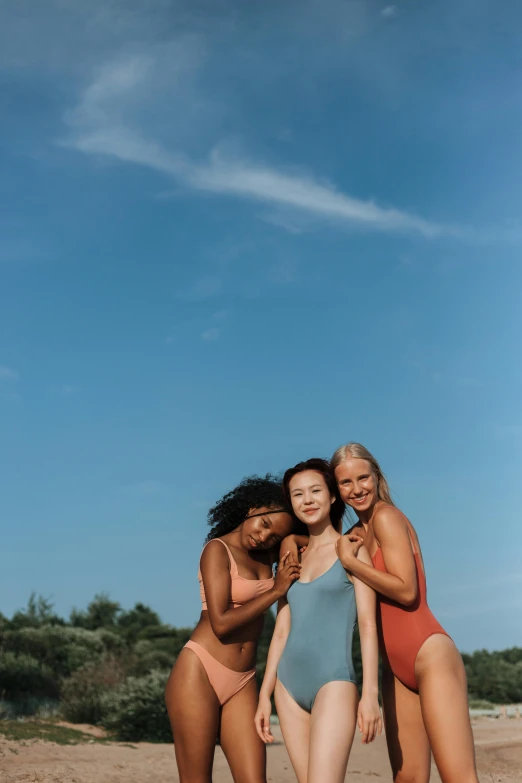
[[308, 681, 358, 783], [220, 678, 267, 783], [381, 664, 431, 783], [275, 679, 310, 783], [165, 647, 219, 783], [416, 635, 479, 783]]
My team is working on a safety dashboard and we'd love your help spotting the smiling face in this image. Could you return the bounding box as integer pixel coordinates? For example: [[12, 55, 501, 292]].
[[334, 458, 378, 514], [287, 470, 335, 527], [240, 507, 294, 551]]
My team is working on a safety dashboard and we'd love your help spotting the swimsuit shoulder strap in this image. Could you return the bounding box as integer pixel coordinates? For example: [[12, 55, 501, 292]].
[[199, 538, 236, 576], [209, 538, 239, 578]]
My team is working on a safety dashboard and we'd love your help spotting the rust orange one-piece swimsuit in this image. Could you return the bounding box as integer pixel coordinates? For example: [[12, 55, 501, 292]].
[[371, 545, 450, 691]]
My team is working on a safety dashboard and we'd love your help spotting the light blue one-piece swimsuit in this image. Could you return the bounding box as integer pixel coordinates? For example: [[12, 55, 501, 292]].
[[277, 557, 357, 712]]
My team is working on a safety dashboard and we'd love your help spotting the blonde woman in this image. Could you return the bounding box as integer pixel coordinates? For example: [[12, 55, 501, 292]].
[[332, 443, 478, 783]]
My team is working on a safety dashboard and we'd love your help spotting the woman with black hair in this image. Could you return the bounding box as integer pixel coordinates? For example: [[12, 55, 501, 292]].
[[165, 475, 301, 783], [255, 459, 381, 783]]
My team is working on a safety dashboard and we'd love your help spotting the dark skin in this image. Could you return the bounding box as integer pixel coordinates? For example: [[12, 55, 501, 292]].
[[192, 532, 301, 668], [165, 507, 300, 783]]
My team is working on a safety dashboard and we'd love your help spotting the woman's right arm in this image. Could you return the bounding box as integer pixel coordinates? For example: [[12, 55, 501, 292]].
[[336, 507, 418, 605], [201, 543, 300, 639], [255, 600, 291, 743]]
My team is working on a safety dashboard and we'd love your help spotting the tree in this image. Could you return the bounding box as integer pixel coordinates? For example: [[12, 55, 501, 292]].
[[8, 593, 64, 630], [70, 593, 121, 630], [117, 603, 161, 643]]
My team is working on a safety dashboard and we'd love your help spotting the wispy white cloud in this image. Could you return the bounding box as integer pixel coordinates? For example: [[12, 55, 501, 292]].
[[65, 55, 155, 129], [62, 54, 458, 240], [166, 309, 228, 344], [172, 275, 224, 303], [381, 6, 398, 19], [0, 365, 19, 381], [201, 310, 228, 341], [201, 327, 220, 341], [260, 211, 306, 235]]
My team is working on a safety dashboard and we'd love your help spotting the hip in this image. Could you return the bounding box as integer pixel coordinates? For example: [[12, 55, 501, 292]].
[[190, 619, 261, 672]]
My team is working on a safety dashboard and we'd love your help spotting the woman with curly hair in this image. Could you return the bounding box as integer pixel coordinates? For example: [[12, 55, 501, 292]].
[[165, 475, 301, 783]]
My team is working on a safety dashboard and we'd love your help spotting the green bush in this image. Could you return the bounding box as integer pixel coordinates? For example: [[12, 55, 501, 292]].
[[117, 603, 162, 644], [131, 651, 173, 677], [0, 651, 59, 701], [7, 593, 64, 630], [1, 626, 122, 679], [0, 697, 60, 719], [136, 625, 192, 658], [130, 640, 174, 676], [465, 651, 522, 703], [468, 698, 497, 709], [101, 670, 172, 742], [61, 656, 126, 725]]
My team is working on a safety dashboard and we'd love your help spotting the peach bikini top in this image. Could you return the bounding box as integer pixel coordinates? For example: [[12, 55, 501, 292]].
[[199, 538, 275, 610]]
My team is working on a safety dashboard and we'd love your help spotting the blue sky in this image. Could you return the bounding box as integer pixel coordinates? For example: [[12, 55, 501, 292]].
[[1, 0, 521, 653]]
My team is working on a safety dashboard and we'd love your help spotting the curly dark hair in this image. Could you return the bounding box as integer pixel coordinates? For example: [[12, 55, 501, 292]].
[[206, 474, 296, 542], [282, 458, 346, 532]]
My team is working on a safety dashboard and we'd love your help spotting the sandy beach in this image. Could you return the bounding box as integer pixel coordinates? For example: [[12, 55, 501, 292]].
[[1, 717, 521, 783]]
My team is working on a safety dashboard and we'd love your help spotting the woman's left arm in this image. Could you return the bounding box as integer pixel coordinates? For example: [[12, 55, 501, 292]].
[[351, 546, 383, 744], [279, 534, 309, 563]]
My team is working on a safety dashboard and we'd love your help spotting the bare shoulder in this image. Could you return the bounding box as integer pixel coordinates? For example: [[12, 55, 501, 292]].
[[200, 539, 230, 570], [373, 504, 410, 537]]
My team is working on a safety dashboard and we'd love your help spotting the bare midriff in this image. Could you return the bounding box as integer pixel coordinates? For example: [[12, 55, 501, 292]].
[[189, 611, 264, 672]]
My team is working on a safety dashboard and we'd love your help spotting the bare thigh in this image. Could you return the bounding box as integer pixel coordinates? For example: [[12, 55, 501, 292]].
[[416, 634, 479, 783], [275, 679, 310, 783], [381, 664, 431, 783], [308, 681, 358, 783], [219, 678, 267, 783], [164, 647, 220, 783]]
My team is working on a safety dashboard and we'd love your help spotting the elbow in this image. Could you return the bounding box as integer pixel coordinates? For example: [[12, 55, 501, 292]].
[[214, 623, 232, 640], [399, 586, 417, 606], [209, 617, 230, 640]]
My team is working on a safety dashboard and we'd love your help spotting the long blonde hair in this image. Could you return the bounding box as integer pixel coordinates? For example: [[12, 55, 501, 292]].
[[330, 443, 395, 506]]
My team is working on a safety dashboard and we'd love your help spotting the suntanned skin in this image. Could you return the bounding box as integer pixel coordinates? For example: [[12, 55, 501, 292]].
[[333, 457, 479, 783], [165, 507, 300, 783]]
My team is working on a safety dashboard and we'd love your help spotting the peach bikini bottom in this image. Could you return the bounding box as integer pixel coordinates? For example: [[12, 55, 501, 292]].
[[184, 640, 256, 705]]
